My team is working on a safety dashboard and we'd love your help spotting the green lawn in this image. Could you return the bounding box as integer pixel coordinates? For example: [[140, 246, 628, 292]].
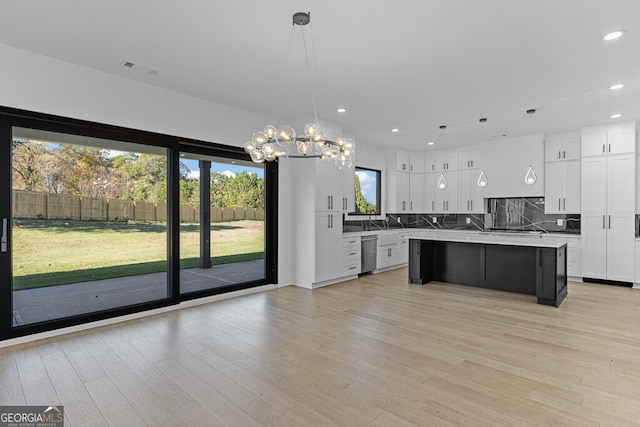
[[12, 219, 264, 290]]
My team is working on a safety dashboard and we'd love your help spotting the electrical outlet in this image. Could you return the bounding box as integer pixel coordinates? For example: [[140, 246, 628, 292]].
[[557, 219, 564, 226], [466, 217, 471, 224], [432, 217, 438, 223]]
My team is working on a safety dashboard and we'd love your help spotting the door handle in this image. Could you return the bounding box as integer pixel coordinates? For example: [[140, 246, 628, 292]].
[[563, 198, 566, 211], [327, 195, 331, 210], [608, 215, 611, 229], [470, 200, 473, 211], [1, 218, 7, 253], [563, 150, 566, 159], [558, 198, 561, 211], [602, 215, 605, 229]]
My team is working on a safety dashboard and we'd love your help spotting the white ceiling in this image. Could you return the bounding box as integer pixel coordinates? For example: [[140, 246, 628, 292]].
[[1, 0, 639, 151]]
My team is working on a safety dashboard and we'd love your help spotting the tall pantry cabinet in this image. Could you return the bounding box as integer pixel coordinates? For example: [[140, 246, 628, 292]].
[[580, 121, 636, 283]]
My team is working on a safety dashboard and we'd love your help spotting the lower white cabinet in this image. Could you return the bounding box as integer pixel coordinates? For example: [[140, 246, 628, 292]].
[[377, 243, 401, 269], [635, 240, 640, 286], [341, 236, 361, 276], [315, 212, 342, 283]]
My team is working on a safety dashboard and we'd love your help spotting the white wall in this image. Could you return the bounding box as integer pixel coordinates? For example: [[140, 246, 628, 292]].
[[0, 43, 300, 285], [0, 43, 270, 146]]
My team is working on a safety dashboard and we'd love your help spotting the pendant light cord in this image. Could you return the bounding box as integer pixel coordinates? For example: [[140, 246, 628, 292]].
[[300, 24, 319, 126], [272, 24, 296, 126]]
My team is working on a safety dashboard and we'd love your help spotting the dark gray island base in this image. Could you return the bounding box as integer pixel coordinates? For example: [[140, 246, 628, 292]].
[[409, 237, 567, 307]]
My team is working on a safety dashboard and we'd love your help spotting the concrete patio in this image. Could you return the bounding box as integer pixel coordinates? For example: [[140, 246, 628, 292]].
[[12, 259, 265, 326]]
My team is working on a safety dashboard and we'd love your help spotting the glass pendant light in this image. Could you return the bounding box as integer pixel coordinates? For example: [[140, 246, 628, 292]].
[[476, 118, 488, 188], [524, 109, 537, 185], [524, 165, 537, 185], [437, 173, 448, 190], [477, 170, 488, 188]]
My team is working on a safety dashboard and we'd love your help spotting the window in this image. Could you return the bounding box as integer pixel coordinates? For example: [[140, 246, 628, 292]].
[[352, 167, 381, 215]]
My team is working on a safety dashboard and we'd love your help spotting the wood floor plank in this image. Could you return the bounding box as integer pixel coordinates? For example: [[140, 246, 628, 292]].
[[1, 268, 640, 426]]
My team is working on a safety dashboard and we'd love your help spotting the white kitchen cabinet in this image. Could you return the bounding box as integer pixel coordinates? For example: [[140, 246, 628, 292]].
[[544, 160, 580, 213], [392, 172, 410, 212], [581, 122, 635, 157], [409, 152, 425, 173], [435, 171, 458, 213], [635, 240, 640, 287], [340, 167, 355, 212], [433, 150, 458, 172], [315, 160, 353, 212], [394, 149, 410, 171], [581, 154, 635, 282], [458, 148, 483, 169], [545, 133, 581, 162], [341, 236, 361, 276], [424, 152, 436, 174], [424, 173, 437, 213], [315, 211, 342, 283], [409, 173, 424, 212], [458, 170, 484, 213]]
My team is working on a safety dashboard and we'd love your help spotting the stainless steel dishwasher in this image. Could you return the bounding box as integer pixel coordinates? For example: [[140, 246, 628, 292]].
[[360, 235, 378, 274]]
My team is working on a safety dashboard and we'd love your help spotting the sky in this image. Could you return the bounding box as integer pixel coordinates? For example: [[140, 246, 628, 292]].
[[355, 170, 376, 204], [181, 159, 264, 179]]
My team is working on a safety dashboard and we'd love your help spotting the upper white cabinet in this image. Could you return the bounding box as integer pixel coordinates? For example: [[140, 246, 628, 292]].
[[545, 133, 581, 162], [424, 173, 437, 213], [458, 170, 485, 213], [409, 152, 425, 173], [581, 121, 635, 157], [434, 171, 458, 212], [394, 149, 410, 172], [409, 173, 424, 212], [433, 150, 458, 172], [544, 161, 580, 214], [315, 161, 354, 212], [458, 148, 483, 169], [481, 134, 545, 198]]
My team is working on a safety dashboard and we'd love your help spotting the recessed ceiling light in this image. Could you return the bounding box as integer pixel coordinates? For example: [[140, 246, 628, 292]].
[[336, 107, 347, 113], [603, 30, 626, 41], [391, 128, 400, 133], [609, 83, 624, 90], [610, 113, 623, 119], [427, 141, 435, 146]]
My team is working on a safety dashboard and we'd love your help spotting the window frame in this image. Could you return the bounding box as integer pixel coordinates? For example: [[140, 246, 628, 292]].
[[348, 166, 382, 217]]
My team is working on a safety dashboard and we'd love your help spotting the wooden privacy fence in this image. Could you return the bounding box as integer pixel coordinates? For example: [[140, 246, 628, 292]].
[[12, 190, 264, 223]]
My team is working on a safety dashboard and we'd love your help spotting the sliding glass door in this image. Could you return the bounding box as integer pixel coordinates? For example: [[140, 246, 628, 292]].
[[10, 127, 171, 327], [178, 151, 266, 295], [0, 107, 276, 341]]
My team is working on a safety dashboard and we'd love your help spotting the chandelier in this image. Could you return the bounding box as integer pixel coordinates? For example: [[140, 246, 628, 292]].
[[243, 12, 356, 170]]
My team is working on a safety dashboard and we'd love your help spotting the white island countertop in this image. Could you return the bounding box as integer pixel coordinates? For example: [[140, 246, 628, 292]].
[[409, 233, 567, 249]]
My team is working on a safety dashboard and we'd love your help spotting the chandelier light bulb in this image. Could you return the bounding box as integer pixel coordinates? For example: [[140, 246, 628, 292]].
[[243, 141, 255, 153], [263, 125, 277, 139], [276, 125, 296, 143], [304, 123, 318, 138], [251, 131, 267, 147], [250, 149, 265, 163]]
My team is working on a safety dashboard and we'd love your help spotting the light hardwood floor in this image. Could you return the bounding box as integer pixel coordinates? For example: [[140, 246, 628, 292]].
[[2, 268, 640, 426]]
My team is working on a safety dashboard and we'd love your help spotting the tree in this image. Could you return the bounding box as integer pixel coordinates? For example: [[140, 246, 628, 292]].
[[354, 174, 368, 214], [11, 139, 48, 191]]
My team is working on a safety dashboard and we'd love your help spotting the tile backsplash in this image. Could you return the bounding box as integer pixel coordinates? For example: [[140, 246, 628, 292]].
[[343, 197, 580, 234]]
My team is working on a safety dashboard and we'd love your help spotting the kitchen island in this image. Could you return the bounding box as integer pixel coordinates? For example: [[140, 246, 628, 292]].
[[409, 234, 567, 307]]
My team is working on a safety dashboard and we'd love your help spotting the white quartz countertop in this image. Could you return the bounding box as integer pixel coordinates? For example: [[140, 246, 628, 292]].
[[409, 234, 567, 248]]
